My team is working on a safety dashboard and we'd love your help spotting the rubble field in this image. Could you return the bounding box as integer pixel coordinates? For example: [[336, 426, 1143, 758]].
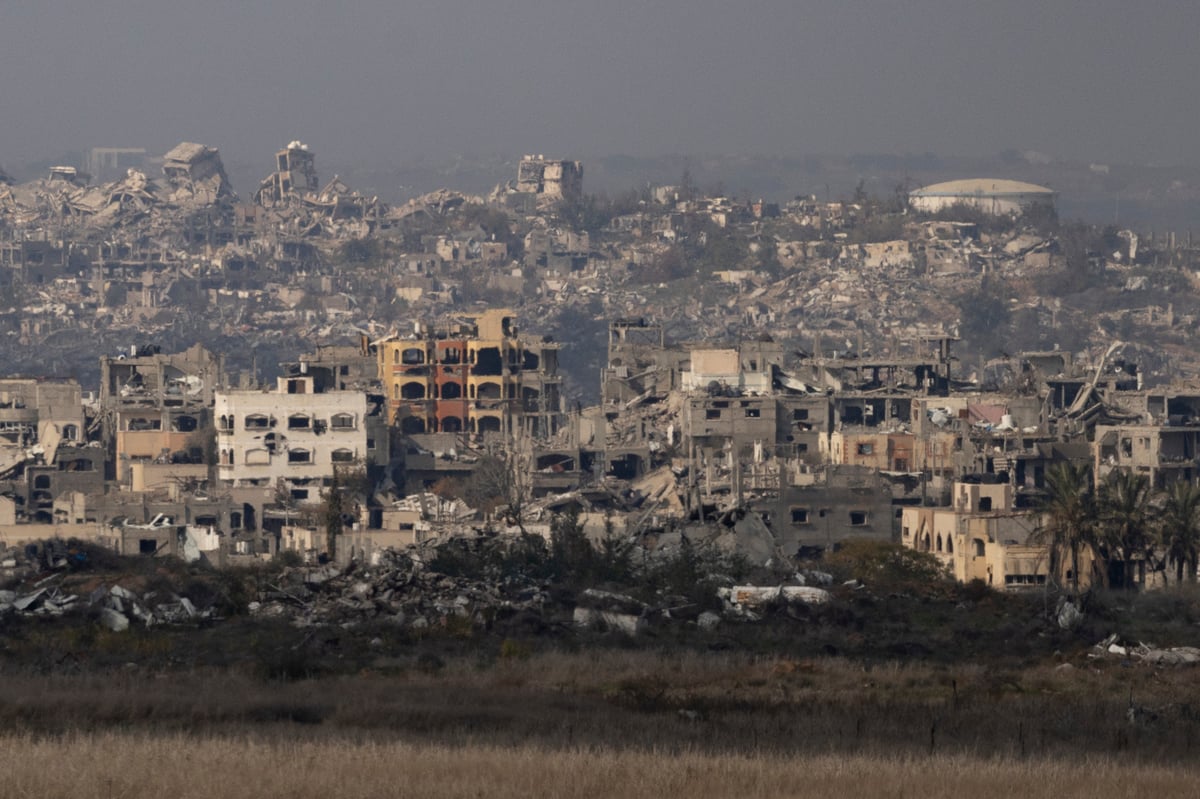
[[4, 536, 1200, 678]]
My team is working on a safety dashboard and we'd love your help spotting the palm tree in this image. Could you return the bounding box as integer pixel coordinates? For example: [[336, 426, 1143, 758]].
[[1159, 481, 1200, 584], [1097, 470, 1156, 591], [1032, 461, 1099, 594]]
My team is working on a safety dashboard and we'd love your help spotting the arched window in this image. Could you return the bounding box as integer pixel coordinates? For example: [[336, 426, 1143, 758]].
[[331, 448, 355, 463], [287, 414, 310, 430], [245, 414, 269, 430], [946, 536, 954, 554], [288, 448, 312, 464], [477, 382, 502, 400], [331, 412, 355, 430], [936, 534, 943, 553]]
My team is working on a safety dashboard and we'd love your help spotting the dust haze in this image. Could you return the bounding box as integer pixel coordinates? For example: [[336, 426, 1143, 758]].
[[4, 1, 1199, 171]]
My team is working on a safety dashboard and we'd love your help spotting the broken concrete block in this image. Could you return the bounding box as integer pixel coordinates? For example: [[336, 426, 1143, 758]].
[[1056, 599, 1083, 630], [573, 606, 644, 635], [99, 607, 130, 632]]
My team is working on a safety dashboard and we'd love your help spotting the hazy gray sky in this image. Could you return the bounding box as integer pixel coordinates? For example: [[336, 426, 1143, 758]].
[[4, 1, 1199, 169]]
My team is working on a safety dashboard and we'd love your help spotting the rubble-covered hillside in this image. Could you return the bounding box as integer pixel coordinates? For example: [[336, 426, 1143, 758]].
[[3, 143, 1200, 401]]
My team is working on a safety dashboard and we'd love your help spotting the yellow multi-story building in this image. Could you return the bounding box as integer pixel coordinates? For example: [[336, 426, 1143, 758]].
[[374, 309, 564, 439]]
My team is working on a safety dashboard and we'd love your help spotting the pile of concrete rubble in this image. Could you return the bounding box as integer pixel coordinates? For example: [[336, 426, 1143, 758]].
[[1092, 633, 1200, 666], [249, 546, 553, 630], [0, 575, 217, 630], [0, 534, 844, 635]]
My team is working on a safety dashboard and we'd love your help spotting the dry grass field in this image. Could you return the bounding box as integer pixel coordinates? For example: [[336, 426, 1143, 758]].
[[4, 732, 1198, 799], [1, 650, 1198, 762], [4, 551, 1200, 796]]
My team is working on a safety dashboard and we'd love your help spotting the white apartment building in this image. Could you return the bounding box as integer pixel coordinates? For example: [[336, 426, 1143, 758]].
[[215, 376, 367, 504]]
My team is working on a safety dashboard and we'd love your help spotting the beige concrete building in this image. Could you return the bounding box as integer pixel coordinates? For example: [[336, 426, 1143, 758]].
[[100, 344, 223, 483], [901, 481, 1048, 589]]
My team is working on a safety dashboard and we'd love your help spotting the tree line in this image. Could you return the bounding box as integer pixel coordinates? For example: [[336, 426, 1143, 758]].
[[1034, 462, 1200, 593]]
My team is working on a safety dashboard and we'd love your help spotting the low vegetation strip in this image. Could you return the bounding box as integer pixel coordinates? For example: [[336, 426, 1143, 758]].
[[1, 652, 1198, 762], [3, 732, 1197, 799]]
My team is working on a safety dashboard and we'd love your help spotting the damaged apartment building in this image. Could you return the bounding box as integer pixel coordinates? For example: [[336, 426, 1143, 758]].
[[254, 141, 319, 207], [215, 374, 369, 508], [99, 344, 224, 483], [515, 155, 583, 200], [373, 309, 565, 440], [593, 320, 1057, 559], [0, 378, 101, 528]]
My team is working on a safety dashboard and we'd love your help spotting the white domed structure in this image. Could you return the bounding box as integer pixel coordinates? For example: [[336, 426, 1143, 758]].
[[909, 179, 1056, 215]]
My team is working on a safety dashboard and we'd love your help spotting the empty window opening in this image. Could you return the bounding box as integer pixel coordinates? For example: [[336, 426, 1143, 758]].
[[477, 382, 503, 400], [474, 347, 503, 376], [172, 415, 198, 432]]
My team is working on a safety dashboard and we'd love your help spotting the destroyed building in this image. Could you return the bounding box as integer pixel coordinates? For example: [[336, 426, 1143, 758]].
[[161, 142, 234, 203], [515, 155, 583, 201], [0, 378, 99, 526], [99, 344, 224, 483], [255, 141, 319, 207]]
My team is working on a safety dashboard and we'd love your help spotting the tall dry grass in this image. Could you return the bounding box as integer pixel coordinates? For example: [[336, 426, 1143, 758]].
[[3, 732, 1197, 799], [0, 651, 1197, 760]]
